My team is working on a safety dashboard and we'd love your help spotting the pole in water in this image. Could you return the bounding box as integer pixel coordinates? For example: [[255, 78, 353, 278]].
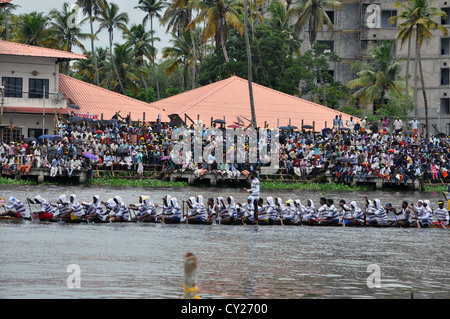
[[183, 252, 199, 299]]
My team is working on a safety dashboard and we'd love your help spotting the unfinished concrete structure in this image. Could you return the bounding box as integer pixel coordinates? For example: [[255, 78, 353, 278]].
[[292, 0, 450, 135]]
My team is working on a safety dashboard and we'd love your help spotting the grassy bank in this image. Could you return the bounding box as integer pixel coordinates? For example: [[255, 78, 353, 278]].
[[86, 176, 188, 188], [260, 181, 373, 191]]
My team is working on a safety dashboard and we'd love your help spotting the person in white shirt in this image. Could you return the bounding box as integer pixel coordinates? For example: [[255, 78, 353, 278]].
[[393, 117, 403, 135], [434, 201, 449, 226]]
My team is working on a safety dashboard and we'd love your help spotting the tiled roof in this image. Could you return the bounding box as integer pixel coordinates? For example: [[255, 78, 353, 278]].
[[149, 76, 357, 130], [0, 40, 86, 60], [58, 74, 169, 122]]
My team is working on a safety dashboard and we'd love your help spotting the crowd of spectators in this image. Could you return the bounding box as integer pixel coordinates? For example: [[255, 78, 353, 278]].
[[0, 112, 449, 186]]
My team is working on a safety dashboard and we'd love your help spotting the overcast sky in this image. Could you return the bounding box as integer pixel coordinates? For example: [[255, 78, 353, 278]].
[[12, 0, 171, 59]]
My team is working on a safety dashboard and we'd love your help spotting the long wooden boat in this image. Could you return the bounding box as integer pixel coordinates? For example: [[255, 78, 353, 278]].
[[1, 215, 448, 228]]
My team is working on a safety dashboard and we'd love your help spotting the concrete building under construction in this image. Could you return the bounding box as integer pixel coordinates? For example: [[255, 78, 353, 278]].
[[292, 0, 450, 135]]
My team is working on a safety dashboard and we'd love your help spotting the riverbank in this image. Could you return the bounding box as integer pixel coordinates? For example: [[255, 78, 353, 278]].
[[0, 175, 447, 192]]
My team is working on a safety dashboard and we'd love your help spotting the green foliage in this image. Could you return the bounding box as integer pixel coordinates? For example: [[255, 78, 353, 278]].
[[126, 87, 157, 103]]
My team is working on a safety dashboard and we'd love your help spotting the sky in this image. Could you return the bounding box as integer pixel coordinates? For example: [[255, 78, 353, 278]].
[[12, 0, 171, 59]]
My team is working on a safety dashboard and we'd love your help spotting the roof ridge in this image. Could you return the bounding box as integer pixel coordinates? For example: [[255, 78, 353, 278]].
[[176, 76, 238, 115], [59, 74, 166, 113], [232, 76, 358, 119], [0, 40, 86, 59]]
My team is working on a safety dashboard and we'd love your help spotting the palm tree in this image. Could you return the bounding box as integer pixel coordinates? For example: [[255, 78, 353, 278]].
[[48, 3, 88, 74], [135, 0, 167, 99], [187, 0, 244, 63], [16, 12, 50, 46], [96, 2, 130, 95], [287, 0, 342, 46], [77, 0, 107, 86], [391, 0, 447, 137], [123, 24, 157, 90], [162, 31, 196, 91], [348, 41, 405, 114], [162, 0, 198, 89], [113, 43, 141, 94], [244, 0, 256, 128]]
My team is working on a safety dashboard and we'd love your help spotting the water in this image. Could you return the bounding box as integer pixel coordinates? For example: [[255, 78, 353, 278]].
[[0, 185, 449, 299]]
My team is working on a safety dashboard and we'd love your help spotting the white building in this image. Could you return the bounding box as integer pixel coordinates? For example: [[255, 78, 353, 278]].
[[0, 40, 85, 142]]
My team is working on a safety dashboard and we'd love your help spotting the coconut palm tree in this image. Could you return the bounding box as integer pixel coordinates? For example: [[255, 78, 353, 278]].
[[162, 31, 196, 91], [77, 0, 107, 86], [187, 0, 244, 63], [348, 41, 405, 114], [15, 12, 50, 46], [391, 0, 447, 137], [135, 0, 167, 99], [123, 24, 157, 90], [162, 0, 199, 89], [48, 3, 88, 74], [244, 0, 256, 128], [96, 2, 130, 94], [287, 0, 342, 46]]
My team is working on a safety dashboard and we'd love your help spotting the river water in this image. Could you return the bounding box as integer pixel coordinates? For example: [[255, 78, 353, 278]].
[[0, 185, 449, 299]]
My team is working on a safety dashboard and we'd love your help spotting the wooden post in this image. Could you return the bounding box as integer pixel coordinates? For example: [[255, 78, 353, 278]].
[[183, 252, 199, 299]]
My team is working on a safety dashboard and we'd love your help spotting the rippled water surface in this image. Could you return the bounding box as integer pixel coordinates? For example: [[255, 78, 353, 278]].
[[0, 185, 449, 299]]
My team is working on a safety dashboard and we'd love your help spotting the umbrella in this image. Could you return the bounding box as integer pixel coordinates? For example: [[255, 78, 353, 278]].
[[404, 130, 413, 135], [227, 124, 239, 129], [213, 119, 225, 124], [340, 127, 350, 131], [161, 155, 172, 161], [302, 125, 313, 129], [288, 125, 298, 130], [24, 137, 37, 142], [336, 157, 354, 163], [38, 135, 53, 139], [279, 126, 292, 130], [95, 130, 104, 134], [436, 132, 446, 138], [83, 152, 98, 160], [322, 128, 332, 133], [69, 116, 84, 122], [50, 135, 62, 141]]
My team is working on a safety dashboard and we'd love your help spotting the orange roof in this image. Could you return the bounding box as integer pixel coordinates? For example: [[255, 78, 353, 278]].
[[0, 40, 86, 60], [58, 74, 169, 122], [149, 76, 356, 130]]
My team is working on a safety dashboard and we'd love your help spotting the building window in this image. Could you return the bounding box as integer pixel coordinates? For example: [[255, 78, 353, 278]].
[[2, 77, 23, 98], [1, 128, 22, 143], [442, 68, 450, 85], [29, 78, 49, 99], [442, 38, 450, 55], [317, 40, 334, 52], [442, 8, 450, 25], [381, 10, 397, 28], [441, 98, 450, 114], [325, 11, 335, 25], [28, 128, 47, 138]]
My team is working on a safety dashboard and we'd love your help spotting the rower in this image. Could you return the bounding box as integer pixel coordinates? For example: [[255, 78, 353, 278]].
[[130, 195, 156, 222], [54, 194, 71, 220], [384, 203, 401, 226], [320, 199, 339, 225], [393, 201, 412, 227], [186, 197, 204, 223], [317, 197, 327, 221], [282, 200, 296, 225], [346, 201, 364, 226], [69, 194, 85, 221], [338, 199, 351, 226], [26, 195, 54, 220], [216, 197, 228, 224], [83, 195, 104, 223], [266, 197, 278, 225], [243, 196, 255, 224], [156, 195, 174, 222], [256, 197, 270, 225], [369, 199, 388, 226], [0, 196, 28, 219], [300, 199, 317, 225], [168, 197, 182, 223], [101, 198, 116, 221], [109, 196, 130, 222], [207, 198, 218, 224], [225, 196, 238, 224], [434, 201, 449, 226]]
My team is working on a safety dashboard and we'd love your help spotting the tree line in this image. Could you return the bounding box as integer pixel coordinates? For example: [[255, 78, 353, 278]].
[[0, 0, 447, 131]]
